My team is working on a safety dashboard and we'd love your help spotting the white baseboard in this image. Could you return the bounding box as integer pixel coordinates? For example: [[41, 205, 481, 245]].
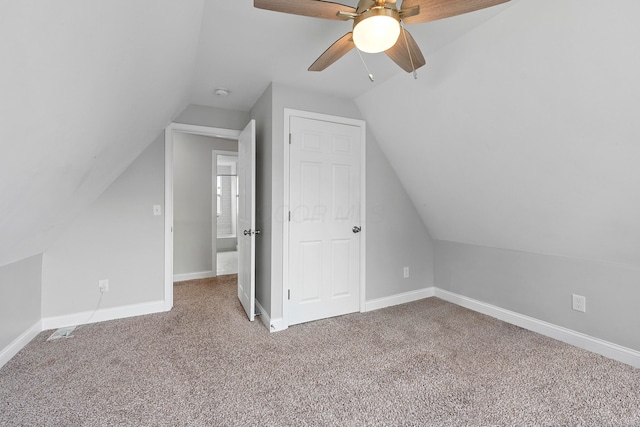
[[173, 271, 215, 282], [255, 299, 270, 331], [434, 288, 640, 369], [255, 299, 287, 332], [0, 321, 42, 369], [268, 317, 287, 332], [365, 287, 435, 312], [41, 300, 167, 331]]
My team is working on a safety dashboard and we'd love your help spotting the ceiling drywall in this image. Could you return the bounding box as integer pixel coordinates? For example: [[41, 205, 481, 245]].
[[0, 0, 511, 267], [356, 0, 640, 266], [0, 0, 205, 266], [188, 0, 512, 111], [8, 0, 635, 274]]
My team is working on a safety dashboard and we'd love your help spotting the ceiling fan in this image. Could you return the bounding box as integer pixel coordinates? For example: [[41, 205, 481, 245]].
[[254, 0, 510, 75]]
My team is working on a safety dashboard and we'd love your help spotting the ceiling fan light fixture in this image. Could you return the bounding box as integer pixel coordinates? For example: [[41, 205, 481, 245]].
[[352, 8, 400, 54]]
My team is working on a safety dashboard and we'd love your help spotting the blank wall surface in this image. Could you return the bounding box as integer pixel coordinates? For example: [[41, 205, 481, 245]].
[[41, 136, 165, 318], [356, 1, 640, 268], [0, 1, 205, 267], [435, 240, 640, 352], [0, 255, 42, 350]]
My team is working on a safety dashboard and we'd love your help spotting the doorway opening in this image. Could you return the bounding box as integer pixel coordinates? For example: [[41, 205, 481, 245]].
[[164, 123, 241, 310], [215, 152, 238, 276]]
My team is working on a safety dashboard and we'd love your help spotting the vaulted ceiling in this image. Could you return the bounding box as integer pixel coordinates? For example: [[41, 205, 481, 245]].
[[2, 0, 639, 269], [357, 0, 640, 266], [0, 0, 205, 265], [189, 0, 511, 110]]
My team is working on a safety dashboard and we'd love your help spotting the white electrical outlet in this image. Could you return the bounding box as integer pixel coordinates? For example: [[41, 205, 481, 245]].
[[99, 279, 109, 293], [403, 267, 410, 279], [572, 294, 586, 312]]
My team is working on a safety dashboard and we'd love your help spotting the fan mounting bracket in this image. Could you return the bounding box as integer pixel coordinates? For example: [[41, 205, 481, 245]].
[[399, 5, 420, 19], [336, 10, 358, 19]]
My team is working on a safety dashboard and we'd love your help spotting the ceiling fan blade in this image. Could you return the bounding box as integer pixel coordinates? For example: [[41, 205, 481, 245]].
[[254, 0, 356, 20], [401, 0, 509, 24], [309, 33, 355, 71], [385, 28, 426, 73]]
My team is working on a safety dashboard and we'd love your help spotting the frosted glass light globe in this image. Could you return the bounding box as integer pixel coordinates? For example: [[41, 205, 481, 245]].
[[353, 15, 401, 53]]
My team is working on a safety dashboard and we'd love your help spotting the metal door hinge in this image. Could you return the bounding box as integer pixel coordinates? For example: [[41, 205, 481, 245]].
[[288, 290, 291, 300], [289, 133, 292, 144], [288, 211, 291, 221]]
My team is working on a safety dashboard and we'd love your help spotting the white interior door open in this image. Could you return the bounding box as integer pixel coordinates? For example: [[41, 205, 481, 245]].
[[288, 115, 363, 326], [237, 119, 256, 321]]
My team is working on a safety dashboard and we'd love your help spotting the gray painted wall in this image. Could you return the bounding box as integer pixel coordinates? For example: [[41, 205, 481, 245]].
[[435, 240, 640, 352], [257, 83, 434, 322], [0, 1, 205, 268], [217, 238, 237, 252], [0, 254, 42, 350], [173, 133, 237, 275], [41, 136, 165, 318], [357, 1, 640, 269], [366, 130, 434, 300]]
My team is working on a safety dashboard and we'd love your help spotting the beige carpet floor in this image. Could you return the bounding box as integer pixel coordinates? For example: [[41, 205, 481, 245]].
[[1, 275, 639, 426]]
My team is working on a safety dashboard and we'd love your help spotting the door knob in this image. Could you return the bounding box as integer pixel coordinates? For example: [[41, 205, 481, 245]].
[[352, 226, 361, 234], [243, 230, 251, 236]]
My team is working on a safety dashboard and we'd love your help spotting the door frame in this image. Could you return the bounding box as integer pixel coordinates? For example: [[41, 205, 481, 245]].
[[164, 123, 241, 310], [282, 108, 367, 328]]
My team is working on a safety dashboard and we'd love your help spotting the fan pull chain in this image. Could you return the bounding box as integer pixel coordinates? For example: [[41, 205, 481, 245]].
[[355, 48, 374, 82], [401, 25, 418, 79]]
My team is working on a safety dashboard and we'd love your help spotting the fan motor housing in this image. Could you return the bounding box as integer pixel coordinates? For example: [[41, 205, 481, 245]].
[[353, 5, 400, 28]]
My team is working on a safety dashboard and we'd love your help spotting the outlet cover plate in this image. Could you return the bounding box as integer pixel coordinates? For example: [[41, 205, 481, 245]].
[[572, 294, 586, 312], [99, 279, 109, 292]]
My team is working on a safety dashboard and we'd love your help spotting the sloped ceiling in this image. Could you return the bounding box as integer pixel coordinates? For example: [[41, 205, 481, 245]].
[[357, 0, 640, 266], [6, 0, 636, 272], [188, 0, 511, 111], [0, 0, 511, 268], [0, 1, 205, 266]]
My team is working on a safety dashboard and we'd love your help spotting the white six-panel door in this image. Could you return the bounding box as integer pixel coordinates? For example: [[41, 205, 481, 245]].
[[238, 119, 256, 321], [288, 115, 363, 326]]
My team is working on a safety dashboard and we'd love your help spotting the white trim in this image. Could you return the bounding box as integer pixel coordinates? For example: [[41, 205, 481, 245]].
[[282, 111, 290, 330], [212, 150, 217, 277], [359, 121, 367, 313], [255, 299, 270, 330], [41, 300, 166, 331], [255, 299, 288, 333], [169, 123, 241, 140], [269, 317, 287, 332], [164, 128, 173, 310], [365, 287, 435, 312], [173, 271, 216, 282], [434, 288, 640, 369], [164, 123, 242, 312], [0, 321, 42, 369], [282, 108, 367, 328]]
